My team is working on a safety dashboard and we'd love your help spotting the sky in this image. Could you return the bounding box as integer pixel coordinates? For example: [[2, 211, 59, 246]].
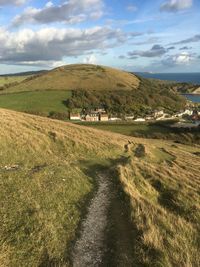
[[0, 0, 200, 74]]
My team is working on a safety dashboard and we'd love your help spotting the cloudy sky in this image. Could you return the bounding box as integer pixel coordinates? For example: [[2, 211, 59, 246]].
[[0, 0, 199, 74]]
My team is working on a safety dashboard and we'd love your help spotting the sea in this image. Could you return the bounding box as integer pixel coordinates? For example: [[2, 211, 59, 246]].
[[182, 94, 200, 103], [137, 72, 200, 103], [136, 72, 200, 84]]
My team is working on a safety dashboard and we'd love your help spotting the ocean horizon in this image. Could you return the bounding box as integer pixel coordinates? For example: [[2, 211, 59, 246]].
[[137, 72, 200, 84]]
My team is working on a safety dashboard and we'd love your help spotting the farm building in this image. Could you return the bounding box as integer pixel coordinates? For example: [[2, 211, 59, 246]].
[[99, 113, 109, 121], [85, 113, 99, 122], [70, 113, 81, 120]]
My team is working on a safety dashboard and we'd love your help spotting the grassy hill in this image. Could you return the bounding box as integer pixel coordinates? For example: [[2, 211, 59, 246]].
[[0, 108, 200, 266], [0, 64, 186, 116], [1, 64, 140, 94]]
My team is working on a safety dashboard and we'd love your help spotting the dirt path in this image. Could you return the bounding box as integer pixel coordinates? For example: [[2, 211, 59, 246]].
[[72, 165, 137, 267], [72, 173, 111, 267]]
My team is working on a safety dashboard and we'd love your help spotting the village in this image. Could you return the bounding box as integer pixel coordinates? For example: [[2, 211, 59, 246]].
[[69, 106, 200, 126]]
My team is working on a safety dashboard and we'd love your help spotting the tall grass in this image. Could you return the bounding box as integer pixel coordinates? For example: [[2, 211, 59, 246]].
[[117, 143, 200, 266]]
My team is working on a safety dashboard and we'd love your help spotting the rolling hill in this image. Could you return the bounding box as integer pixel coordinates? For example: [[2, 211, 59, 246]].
[[1, 64, 140, 94], [0, 108, 200, 267], [0, 64, 186, 117]]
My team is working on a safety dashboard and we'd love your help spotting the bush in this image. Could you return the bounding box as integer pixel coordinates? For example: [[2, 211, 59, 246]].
[[48, 111, 69, 120]]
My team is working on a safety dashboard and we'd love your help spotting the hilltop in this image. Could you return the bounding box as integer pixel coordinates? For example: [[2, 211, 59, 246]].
[[1, 64, 140, 94], [0, 108, 199, 267]]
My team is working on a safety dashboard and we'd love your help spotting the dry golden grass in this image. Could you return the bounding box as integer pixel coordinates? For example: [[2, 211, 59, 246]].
[[117, 142, 200, 267], [0, 108, 199, 267], [2, 64, 140, 93], [0, 108, 128, 267]]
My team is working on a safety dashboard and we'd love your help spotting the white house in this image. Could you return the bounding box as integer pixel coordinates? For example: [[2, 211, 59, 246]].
[[109, 117, 122, 121], [70, 113, 81, 120], [134, 118, 146, 122]]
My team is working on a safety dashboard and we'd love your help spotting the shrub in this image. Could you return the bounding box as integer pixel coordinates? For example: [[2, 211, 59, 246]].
[[48, 111, 69, 120]]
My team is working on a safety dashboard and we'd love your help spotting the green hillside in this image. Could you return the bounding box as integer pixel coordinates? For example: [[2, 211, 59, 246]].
[[0, 108, 200, 267]]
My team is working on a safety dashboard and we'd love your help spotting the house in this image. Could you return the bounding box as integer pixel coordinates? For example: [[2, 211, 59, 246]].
[[125, 115, 135, 120], [99, 113, 109, 121], [70, 113, 81, 120], [109, 117, 122, 121], [134, 118, 146, 122], [184, 109, 193, 116], [145, 116, 154, 121], [85, 113, 99, 122]]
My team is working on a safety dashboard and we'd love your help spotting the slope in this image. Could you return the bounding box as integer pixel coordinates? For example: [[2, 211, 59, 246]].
[[0, 109, 199, 267], [1, 64, 140, 94], [0, 108, 126, 267]]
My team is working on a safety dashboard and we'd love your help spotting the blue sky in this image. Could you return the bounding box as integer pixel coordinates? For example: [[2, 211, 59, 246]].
[[0, 0, 199, 74]]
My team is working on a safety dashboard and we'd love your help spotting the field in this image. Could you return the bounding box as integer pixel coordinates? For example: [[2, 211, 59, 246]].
[[0, 108, 200, 266], [0, 90, 71, 115]]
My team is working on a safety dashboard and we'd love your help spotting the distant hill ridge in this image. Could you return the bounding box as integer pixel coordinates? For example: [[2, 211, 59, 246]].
[[0, 70, 47, 77]]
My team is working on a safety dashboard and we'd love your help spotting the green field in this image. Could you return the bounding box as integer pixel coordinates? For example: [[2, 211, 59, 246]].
[[0, 90, 71, 115]]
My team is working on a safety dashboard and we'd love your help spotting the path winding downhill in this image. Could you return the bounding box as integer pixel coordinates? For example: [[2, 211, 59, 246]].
[[72, 173, 112, 267], [72, 158, 137, 267]]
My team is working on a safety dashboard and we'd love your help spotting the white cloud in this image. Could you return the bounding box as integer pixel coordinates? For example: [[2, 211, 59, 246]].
[[45, 1, 54, 8], [0, 26, 125, 66], [162, 52, 193, 66], [13, 60, 67, 68], [83, 54, 97, 64], [160, 0, 193, 12], [173, 52, 193, 64], [12, 0, 104, 26]]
